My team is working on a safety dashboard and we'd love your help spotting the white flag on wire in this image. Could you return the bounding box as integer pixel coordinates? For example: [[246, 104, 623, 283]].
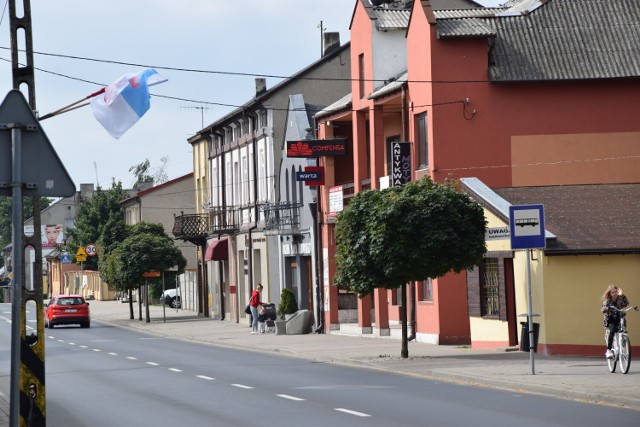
[[90, 68, 167, 139]]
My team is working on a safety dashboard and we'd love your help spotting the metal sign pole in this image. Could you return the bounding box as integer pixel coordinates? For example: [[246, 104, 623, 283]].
[[9, 125, 24, 427], [525, 249, 535, 375]]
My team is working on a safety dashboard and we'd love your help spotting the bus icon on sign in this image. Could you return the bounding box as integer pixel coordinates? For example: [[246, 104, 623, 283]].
[[515, 218, 539, 227]]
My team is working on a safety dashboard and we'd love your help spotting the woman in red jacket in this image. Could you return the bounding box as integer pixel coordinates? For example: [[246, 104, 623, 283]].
[[249, 284, 266, 334]]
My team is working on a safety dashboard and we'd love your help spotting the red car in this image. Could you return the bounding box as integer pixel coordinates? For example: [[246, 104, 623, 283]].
[[44, 295, 91, 328]]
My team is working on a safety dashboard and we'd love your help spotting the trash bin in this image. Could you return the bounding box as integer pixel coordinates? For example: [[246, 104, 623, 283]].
[[520, 322, 539, 352]]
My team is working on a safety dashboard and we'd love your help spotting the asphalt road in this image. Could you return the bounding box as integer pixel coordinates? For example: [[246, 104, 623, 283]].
[[2, 314, 639, 427]]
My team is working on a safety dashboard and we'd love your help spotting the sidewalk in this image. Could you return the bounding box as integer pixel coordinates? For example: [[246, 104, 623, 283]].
[[2, 300, 639, 425]]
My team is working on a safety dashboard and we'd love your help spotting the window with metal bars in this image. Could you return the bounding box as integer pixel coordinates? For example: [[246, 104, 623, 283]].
[[480, 258, 500, 317]]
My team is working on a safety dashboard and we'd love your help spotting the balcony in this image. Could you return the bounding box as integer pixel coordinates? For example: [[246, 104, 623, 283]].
[[172, 213, 209, 242], [260, 202, 302, 235], [208, 206, 240, 234]]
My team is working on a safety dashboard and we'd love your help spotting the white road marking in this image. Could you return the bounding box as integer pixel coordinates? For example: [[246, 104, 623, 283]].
[[334, 408, 371, 417], [168, 368, 182, 373], [277, 394, 305, 401], [80, 345, 88, 349], [68, 342, 75, 346], [197, 375, 215, 381], [108, 352, 118, 356], [126, 356, 137, 360], [146, 362, 160, 366], [92, 349, 101, 352], [231, 384, 253, 389], [57, 340, 65, 343]]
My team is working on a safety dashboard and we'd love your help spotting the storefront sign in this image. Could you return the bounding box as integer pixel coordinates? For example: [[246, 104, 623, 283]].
[[286, 139, 347, 158]]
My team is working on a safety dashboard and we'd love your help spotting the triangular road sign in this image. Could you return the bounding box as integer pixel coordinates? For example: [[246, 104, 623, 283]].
[[0, 90, 75, 197]]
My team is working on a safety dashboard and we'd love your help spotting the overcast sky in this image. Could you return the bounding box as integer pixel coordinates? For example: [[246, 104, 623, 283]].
[[0, 0, 503, 191]]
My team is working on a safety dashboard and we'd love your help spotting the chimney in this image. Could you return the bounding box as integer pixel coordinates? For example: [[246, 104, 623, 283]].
[[255, 78, 267, 97], [323, 32, 341, 57], [138, 181, 154, 191], [79, 183, 94, 201]]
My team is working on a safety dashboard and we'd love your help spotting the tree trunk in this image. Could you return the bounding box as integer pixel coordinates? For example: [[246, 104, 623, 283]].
[[145, 283, 150, 323], [128, 289, 134, 319], [401, 283, 408, 358], [138, 286, 142, 321]]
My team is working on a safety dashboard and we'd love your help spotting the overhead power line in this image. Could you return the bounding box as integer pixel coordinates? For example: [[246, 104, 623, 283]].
[[0, 46, 490, 85]]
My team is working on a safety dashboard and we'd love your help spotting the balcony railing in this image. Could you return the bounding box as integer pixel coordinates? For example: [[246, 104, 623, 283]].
[[260, 202, 302, 235], [172, 213, 209, 242], [209, 206, 240, 234]]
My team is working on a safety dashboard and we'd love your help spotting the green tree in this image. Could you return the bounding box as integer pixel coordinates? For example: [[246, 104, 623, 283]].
[[129, 158, 169, 190], [66, 182, 128, 271], [0, 196, 52, 263], [129, 159, 154, 190], [106, 222, 186, 320], [334, 177, 487, 358]]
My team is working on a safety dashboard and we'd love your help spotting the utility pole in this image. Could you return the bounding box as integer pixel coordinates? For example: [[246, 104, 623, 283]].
[[317, 21, 324, 57], [5, 1, 77, 421], [8, 2, 44, 426]]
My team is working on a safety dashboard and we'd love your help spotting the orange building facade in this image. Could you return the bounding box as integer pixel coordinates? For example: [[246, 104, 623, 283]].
[[317, 0, 640, 346]]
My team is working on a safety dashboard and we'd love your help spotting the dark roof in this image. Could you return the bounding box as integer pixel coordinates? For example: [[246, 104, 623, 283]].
[[493, 183, 640, 255], [435, 0, 640, 81]]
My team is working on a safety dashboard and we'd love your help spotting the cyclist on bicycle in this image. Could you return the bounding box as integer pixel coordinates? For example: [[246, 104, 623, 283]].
[[601, 284, 629, 358]]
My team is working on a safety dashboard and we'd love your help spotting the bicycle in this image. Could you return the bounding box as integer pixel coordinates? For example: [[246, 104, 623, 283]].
[[604, 305, 639, 374]]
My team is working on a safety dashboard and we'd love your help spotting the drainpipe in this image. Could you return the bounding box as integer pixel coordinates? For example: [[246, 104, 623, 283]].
[[311, 118, 325, 332], [247, 111, 260, 295], [401, 84, 417, 342], [213, 130, 227, 320]]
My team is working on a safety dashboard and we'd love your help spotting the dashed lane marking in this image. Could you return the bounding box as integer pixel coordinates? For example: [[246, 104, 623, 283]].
[[277, 394, 305, 401], [334, 408, 371, 417], [197, 375, 215, 381], [231, 384, 253, 389]]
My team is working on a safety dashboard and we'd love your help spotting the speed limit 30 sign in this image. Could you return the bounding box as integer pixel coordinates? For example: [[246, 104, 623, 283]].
[[85, 243, 97, 256]]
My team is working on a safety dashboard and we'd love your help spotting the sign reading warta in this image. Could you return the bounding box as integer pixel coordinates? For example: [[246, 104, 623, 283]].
[[296, 166, 324, 186], [286, 139, 347, 158]]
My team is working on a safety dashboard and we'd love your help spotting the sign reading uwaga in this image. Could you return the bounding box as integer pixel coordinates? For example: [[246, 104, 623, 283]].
[[287, 139, 347, 158]]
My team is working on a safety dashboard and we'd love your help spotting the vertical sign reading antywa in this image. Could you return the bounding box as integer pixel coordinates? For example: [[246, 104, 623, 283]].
[[391, 142, 411, 187]]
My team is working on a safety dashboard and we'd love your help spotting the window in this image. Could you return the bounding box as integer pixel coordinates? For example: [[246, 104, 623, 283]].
[[480, 258, 500, 317], [416, 113, 428, 169], [233, 160, 239, 206], [258, 145, 266, 201], [290, 166, 297, 203], [358, 53, 365, 99], [241, 153, 249, 205], [420, 279, 433, 302]]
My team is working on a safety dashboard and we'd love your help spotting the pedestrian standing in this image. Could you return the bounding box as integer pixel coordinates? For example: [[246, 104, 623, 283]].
[[249, 284, 267, 334]]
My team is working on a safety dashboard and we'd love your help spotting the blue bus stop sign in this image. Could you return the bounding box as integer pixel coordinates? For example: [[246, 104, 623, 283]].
[[509, 204, 546, 249]]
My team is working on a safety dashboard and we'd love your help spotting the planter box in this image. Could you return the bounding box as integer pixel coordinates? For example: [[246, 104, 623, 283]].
[[275, 320, 287, 335]]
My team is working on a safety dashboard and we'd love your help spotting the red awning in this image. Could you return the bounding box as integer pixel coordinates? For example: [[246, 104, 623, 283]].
[[204, 238, 228, 261]]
